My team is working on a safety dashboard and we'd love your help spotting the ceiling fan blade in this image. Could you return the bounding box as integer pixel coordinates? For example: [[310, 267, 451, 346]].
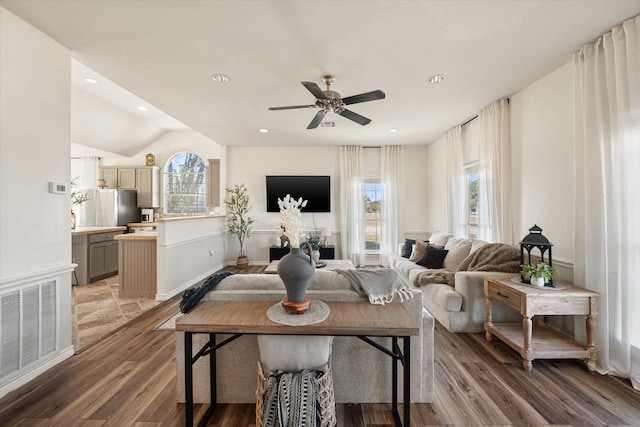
[[338, 109, 371, 126], [302, 81, 328, 99], [342, 90, 386, 105], [268, 105, 317, 111], [307, 110, 327, 129]]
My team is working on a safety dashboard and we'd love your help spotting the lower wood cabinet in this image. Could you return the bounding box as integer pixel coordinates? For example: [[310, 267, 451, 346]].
[[72, 230, 124, 285], [88, 240, 119, 280]]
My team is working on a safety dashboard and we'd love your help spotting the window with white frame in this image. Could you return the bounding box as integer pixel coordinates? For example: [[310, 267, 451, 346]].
[[164, 152, 206, 215], [464, 163, 479, 238], [363, 179, 382, 251]]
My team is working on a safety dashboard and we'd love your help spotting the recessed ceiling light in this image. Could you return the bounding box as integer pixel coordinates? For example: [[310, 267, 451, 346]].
[[388, 128, 398, 133], [428, 74, 446, 84], [83, 77, 98, 84], [259, 128, 269, 133], [211, 73, 231, 83], [137, 106, 148, 112]]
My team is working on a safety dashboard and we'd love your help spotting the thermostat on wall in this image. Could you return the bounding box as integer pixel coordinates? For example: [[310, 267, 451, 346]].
[[49, 181, 67, 194]]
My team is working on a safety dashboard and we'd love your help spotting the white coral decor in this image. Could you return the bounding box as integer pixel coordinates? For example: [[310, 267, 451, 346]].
[[278, 194, 308, 248]]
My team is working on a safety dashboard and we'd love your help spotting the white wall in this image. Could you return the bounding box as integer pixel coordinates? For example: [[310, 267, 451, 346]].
[[225, 146, 340, 261], [510, 62, 574, 266], [0, 8, 74, 396], [424, 61, 576, 280], [156, 216, 226, 300], [425, 136, 448, 234], [402, 146, 431, 240], [225, 145, 433, 262]]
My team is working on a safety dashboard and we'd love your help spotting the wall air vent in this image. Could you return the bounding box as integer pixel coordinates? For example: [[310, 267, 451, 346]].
[[1, 280, 57, 381]]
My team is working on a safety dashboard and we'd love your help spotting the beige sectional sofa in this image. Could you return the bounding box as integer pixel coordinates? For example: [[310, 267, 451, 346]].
[[175, 270, 435, 404], [389, 232, 521, 333]]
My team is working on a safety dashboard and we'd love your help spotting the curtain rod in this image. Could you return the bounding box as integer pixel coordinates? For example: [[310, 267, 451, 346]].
[[71, 157, 102, 159], [461, 116, 477, 127], [460, 98, 510, 128]]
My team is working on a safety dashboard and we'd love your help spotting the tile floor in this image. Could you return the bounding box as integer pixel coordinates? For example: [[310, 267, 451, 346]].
[[71, 275, 161, 352]]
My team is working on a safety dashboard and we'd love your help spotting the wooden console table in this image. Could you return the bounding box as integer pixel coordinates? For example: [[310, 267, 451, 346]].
[[176, 300, 419, 427], [484, 275, 598, 371]]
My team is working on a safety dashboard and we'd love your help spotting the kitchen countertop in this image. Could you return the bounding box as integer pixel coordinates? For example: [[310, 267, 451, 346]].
[[72, 226, 127, 236], [127, 222, 157, 227], [156, 215, 224, 222], [114, 232, 157, 241]]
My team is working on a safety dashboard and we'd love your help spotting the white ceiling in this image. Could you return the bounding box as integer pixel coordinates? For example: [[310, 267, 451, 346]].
[[2, 0, 639, 155]]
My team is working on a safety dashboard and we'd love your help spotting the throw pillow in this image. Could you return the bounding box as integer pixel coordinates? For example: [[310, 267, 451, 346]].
[[409, 240, 429, 262], [428, 232, 452, 247], [401, 239, 416, 258], [416, 245, 449, 269], [443, 237, 473, 271]]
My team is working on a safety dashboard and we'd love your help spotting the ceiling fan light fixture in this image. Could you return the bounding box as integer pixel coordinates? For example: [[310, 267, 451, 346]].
[[388, 128, 398, 133], [428, 74, 447, 84], [211, 73, 230, 83]]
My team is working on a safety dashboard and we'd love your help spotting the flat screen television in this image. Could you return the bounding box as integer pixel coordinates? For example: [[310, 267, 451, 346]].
[[266, 175, 331, 213]]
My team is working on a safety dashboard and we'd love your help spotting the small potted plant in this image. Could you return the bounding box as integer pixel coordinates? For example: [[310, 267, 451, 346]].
[[70, 177, 89, 229], [224, 184, 254, 268], [306, 234, 322, 263], [520, 263, 536, 282], [536, 262, 554, 285], [520, 262, 553, 287]]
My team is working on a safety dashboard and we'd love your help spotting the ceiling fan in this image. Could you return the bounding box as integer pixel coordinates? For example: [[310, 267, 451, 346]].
[[268, 75, 385, 129]]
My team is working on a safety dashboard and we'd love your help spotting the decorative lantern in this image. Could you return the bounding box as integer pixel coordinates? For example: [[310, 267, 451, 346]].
[[519, 224, 553, 285]]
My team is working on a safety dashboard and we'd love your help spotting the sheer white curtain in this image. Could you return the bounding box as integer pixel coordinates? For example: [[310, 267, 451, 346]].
[[380, 145, 403, 267], [445, 126, 464, 236], [477, 99, 513, 244], [79, 157, 100, 189], [573, 15, 640, 389], [339, 146, 365, 266]]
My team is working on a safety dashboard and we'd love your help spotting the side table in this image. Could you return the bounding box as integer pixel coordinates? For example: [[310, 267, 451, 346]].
[[484, 275, 598, 371]]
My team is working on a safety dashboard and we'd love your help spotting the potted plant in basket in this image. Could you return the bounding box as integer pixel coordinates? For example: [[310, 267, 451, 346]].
[[224, 184, 255, 268]]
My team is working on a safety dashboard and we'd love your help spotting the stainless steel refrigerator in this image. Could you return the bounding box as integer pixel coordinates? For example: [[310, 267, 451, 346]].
[[76, 189, 140, 227]]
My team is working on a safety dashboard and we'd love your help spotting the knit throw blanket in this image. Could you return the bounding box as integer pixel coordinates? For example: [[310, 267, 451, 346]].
[[415, 243, 520, 288], [262, 370, 321, 427], [457, 243, 520, 273], [179, 271, 234, 313], [334, 268, 414, 305]]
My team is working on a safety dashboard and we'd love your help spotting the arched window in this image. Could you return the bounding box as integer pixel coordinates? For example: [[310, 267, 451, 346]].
[[164, 152, 206, 215]]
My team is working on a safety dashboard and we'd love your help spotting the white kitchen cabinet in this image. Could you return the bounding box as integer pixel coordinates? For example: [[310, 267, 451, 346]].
[[99, 167, 136, 189], [99, 166, 159, 207], [136, 166, 160, 208], [99, 168, 118, 189]]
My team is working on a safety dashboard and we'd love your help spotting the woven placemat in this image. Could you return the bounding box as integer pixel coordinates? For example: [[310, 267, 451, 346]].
[[267, 300, 330, 326]]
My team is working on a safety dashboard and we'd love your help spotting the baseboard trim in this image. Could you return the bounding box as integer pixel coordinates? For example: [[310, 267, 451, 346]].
[[0, 345, 75, 399]]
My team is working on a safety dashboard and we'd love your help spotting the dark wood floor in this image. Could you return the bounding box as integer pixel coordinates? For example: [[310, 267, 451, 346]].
[[1, 265, 639, 426]]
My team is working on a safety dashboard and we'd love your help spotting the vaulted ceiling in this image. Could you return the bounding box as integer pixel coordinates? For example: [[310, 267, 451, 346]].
[[2, 0, 639, 156]]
